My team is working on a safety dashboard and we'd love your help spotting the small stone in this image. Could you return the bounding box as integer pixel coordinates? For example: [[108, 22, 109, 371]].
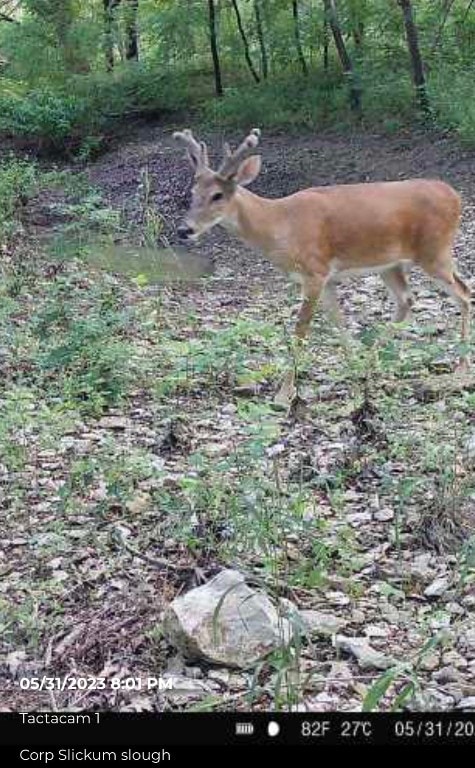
[[424, 577, 450, 598], [409, 553, 435, 581], [419, 652, 440, 672], [325, 591, 351, 607], [335, 635, 393, 670], [432, 666, 461, 684], [442, 650, 468, 668], [463, 629, 475, 650], [300, 610, 347, 637], [347, 512, 372, 527], [463, 595, 475, 609], [364, 624, 389, 638], [184, 667, 204, 680], [456, 697, 475, 710], [207, 669, 230, 685], [464, 434, 475, 463], [445, 602, 465, 616], [326, 661, 353, 690], [374, 508, 394, 522], [125, 492, 151, 515], [98, 416, 129, 430]]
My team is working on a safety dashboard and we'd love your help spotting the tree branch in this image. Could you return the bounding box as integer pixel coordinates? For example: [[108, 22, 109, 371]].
[[0, 11, 17, 23]]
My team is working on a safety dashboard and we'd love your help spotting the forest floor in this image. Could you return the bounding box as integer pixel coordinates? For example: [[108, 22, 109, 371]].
[[1, 121, 475, 712]]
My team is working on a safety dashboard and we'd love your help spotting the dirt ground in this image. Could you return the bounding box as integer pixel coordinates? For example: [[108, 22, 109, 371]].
[[2, 121, 475, 713]]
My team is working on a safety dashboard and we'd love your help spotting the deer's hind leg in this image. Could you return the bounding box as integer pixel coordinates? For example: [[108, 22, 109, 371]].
[[420, 250, 472, 370]]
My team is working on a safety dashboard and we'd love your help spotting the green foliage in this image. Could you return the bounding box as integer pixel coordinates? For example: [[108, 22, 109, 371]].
[[0, 87, 101, 152], [0, 1, 474, 149], [0, 155, 38, 240], [31, 278, 135, 414]]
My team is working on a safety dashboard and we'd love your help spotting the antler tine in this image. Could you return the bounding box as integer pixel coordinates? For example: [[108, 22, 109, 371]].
[[218, 128, 261, 180], [173, 128, 208, 174]]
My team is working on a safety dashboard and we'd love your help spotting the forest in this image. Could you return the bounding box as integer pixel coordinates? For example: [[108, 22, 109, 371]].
[[1, 1, 475, 718]]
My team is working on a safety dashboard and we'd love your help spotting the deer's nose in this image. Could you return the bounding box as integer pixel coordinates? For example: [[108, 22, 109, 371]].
[[177, 224, 195, 241]]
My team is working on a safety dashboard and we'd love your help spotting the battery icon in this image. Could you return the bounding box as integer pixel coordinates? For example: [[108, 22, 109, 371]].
[[236, 722, 255, 736]]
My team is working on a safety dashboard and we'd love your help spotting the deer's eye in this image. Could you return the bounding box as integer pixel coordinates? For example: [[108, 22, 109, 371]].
[[211, 192, 224, 203]]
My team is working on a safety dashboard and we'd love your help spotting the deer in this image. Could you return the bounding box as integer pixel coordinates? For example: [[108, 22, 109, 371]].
[[173, 127, 471, 403]]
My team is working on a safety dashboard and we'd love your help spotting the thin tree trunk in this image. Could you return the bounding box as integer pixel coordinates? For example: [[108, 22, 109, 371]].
[[430, 0, 455, 55], [462, 0, 475, 23], [254, 0, 268, 79], [104, 0, 120, 71], [125, 0, 139, 61], [231, 0, 260, 83], [323, 17, 329, 71], [397, 0, 430, 115], [352, 21, 364, 50], [292, 0, 308, 75], [323, 0, 361, 113], [208, 0, 223, 97]]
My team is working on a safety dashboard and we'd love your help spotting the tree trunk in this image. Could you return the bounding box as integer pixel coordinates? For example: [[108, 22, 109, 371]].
[[208, 0, 223, 97], [104, 0, 120, 71], [292, 0, 308, 75], [323, 17, 329, 71], [254, 0, 268, 79], [323, 0, 361, 113], [397, 0, 430, 114], [352, 21, 364, 50], [231, 0, 260, 83], [125, 0, 139, 61], [430, 0, 455, 56]]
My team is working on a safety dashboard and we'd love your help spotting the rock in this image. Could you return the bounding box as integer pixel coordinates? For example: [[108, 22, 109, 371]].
[[445, 602, 465, 616], [374, 508, 394, 522], [456, 697, 475, 710], [327, 661, 353, 689], [411, 688, 454, 711], [364, 624, 389, 638], [347, 512, 372, 527], [98, 416, 129, 430], [335, 635, 393, 670], [207, 669, 231, 685], [462, 629, 475, 650], [325, 591, 351, 607], [418, 652, 440, 672], [424, 577, 450, 598], [160, 675, 214, 698], [162, 570, 294, 668], [300, 610, 347, 637], [409, 553, 435, 581], [432, 666, 461, 684], [125, 492, 151, 515], [379, 603, 400, 623], [464, 434, 475, 464], [442, 650, 468, 668], [184, 667, 204, 680]]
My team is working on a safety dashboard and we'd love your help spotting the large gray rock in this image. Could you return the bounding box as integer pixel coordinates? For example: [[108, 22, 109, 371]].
[[162, 570, 294, 668]]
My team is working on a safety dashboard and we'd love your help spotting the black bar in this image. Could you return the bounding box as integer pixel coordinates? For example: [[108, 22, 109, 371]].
[[0, 713, 474, 747]]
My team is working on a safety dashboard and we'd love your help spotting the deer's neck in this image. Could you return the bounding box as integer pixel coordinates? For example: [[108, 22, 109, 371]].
[[223, 188, 284, 255]]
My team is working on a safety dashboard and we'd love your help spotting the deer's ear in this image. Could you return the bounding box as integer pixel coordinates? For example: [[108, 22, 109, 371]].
[[234, 155, 261, 186]]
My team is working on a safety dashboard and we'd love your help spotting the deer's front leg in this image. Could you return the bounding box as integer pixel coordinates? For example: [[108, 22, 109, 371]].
[[274, 279, 323, 408], [295, 278, 324, 338]]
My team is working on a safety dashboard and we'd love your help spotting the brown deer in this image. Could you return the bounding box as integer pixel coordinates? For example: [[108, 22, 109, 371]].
[[173, 127, 471, 400]]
